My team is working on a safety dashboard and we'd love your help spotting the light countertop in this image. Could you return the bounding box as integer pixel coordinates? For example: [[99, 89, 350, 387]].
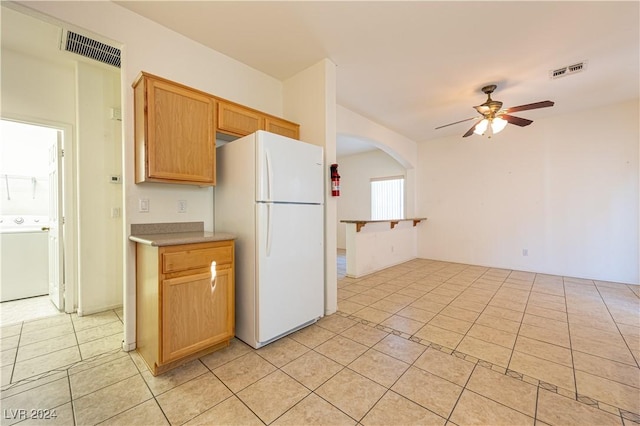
[[129, 222, 235, 247]]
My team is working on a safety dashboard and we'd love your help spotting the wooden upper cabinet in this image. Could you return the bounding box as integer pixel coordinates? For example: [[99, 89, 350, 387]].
[[217, 101, 263, 137], [265, 116, 300, 140], [133, 72, 302, 187], [217, 99, 301, 140], [133, 72, 216, 186]]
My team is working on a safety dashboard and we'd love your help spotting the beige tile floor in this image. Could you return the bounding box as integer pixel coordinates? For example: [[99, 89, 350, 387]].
[[1, 257, 639, 425], [0, 295, 64, 326]]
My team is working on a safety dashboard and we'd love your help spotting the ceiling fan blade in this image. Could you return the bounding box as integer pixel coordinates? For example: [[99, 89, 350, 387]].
[[435, 116, 478, 130], [501, 114, 533, 127], [505, 100, 554, 113], [463, 120, 483, 137]]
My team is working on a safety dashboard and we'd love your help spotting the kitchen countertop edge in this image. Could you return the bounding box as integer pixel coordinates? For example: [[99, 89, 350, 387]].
[[129, 231, 236, 247]]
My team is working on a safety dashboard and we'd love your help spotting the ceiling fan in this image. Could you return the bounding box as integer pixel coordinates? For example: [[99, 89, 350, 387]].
[[436, 85, 554, 138]]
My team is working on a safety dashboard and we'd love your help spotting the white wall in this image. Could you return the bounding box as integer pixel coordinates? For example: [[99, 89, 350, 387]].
[[336, 149, 406, 249], [75, 61, 123, 314], [0, 120, 54, 216], [0, 48, 76, 124], [1, 33, 122, 312], [19, 1, 336, 346], [18, 0, 291, 348], [2, 41, 124, 313], [284, 59, 338, 315], [345, 221, 418, 278], [21, 0, 283, 232], [418, 99, 639, 284], [337, 105, 418, 218]]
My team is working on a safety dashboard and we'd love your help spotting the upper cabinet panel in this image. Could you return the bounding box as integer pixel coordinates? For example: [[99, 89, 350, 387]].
[[133, 71, 301, 187], [217, 101, 263, 138], [134, 72, 216, 186], [264, 116, 300, 140], [217, 100, 300, 140]]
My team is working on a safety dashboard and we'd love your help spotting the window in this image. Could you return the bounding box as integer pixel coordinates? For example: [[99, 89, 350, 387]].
[[371, 176, 404, 220]]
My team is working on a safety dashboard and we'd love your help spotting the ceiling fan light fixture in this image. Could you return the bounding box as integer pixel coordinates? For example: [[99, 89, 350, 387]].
[[436, 84, 555, 138], [474, 119, 489, 135], [491, 117, 508, 134]]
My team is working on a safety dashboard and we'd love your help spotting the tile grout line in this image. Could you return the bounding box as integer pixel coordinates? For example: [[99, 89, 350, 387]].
[[4, 265, 637, 424], [503, 269, 535, 372], [590, 280, 640, 371], [8, 321, 23, 386], [205, 350, 289, 425], [561, 276, 579, 405], [322, 270, 455, 423], [65, 371, 77, 426], [445, 358, 480, 424], [258, 334, 383, 425], [338, 276, 635, 422], [581, 279, 640, 423]]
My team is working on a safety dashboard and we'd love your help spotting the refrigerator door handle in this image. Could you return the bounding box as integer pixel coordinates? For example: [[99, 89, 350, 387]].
[[266, 203, 273, 257], [265, 148, 273, 201]]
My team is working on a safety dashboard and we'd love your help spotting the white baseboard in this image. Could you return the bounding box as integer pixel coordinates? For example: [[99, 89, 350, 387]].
[[77, 303, 123, 317]]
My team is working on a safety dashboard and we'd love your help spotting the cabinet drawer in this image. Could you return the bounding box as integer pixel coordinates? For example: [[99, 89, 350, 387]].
[[163, 246, 233, 273]]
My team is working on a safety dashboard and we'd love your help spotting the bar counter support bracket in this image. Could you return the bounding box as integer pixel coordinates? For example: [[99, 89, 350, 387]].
[[343, 218, 427, 233]]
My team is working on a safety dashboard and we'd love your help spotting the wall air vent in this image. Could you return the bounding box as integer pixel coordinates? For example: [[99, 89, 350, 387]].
[[550, 61, 587, 79], [62, 30, 121, 68]]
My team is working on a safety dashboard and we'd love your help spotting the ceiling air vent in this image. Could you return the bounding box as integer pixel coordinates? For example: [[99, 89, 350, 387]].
[[62, 30, 121, 68], [550, 61, 587, 80]]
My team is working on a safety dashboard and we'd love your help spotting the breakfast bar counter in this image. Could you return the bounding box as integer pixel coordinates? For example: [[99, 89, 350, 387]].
[[340, 218, 427, 278]]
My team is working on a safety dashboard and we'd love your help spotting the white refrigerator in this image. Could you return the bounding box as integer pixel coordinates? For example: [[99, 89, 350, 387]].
[[215, 130, 325, 348]]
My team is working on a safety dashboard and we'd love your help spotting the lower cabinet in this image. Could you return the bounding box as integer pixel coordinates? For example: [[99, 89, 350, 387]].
[[136, 240, 235, 375]]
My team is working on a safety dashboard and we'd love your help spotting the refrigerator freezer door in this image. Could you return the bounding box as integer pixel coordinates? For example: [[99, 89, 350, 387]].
[[256, 131, 323, 204], [256, 202, 324, 345]]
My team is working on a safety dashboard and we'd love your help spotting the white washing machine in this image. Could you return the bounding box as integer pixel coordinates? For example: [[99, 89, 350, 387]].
[[0, 215, 49, 302]]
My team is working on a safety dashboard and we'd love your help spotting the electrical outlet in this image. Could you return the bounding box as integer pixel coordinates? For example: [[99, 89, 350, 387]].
[[111, 207, 120, 218], [522, 248, 529, 256], [178, 200, 187, 213], [139, 198, 149, 213]]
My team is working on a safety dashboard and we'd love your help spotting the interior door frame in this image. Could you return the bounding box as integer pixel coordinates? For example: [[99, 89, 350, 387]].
[[2, 114, 77, 313], [47, 129, 64, 310]]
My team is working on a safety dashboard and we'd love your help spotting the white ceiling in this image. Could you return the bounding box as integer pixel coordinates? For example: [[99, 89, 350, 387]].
[[5, 2, 639, 156], [113, 1, 639, 155]]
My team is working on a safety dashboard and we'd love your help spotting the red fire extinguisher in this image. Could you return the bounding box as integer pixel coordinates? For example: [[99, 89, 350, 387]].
[[330, 163, 340, 196]]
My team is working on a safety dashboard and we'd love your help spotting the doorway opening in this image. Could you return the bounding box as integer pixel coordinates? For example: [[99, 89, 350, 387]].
[[337, 249, 346, 279], [0, 118, 71, 324]]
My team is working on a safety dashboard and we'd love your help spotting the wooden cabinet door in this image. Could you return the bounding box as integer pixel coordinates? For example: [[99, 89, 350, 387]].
[[264, 116, 300, 140], [146, 78, 216, 184], [217, 101, 263, 137], [161, 266, 233, 363]]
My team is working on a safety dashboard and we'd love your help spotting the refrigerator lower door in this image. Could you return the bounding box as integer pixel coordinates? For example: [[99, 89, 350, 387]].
[[256, 202, 324, 345]]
